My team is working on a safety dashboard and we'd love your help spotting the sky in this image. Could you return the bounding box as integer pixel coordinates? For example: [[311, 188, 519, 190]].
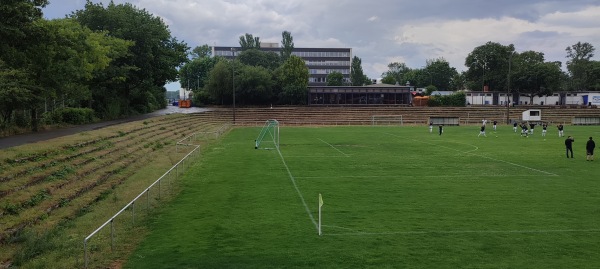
[[43, 0, 600, 90]]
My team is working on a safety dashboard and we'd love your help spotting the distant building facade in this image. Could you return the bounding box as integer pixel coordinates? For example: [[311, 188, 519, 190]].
[[466, 91, 600, 106], [212, 43, 352, 86]]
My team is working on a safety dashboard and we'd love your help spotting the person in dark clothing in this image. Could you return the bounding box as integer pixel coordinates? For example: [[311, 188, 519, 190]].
[[565, 136, 574, 158], [438, 124, 443, 135], [529, 122, 535, 135], [513, 122, 518, 133], [478, 125, 486, 137], [557, 124, 564, 137], [542, 123, 548, 137], [521, 123, 528, 137], [493, 120, 498, 131], [587, 137, 595, 161]]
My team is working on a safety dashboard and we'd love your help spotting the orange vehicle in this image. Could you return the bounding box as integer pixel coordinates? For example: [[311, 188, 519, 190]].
[[412, 96, 429, 106], [178, 99, 191, 108]]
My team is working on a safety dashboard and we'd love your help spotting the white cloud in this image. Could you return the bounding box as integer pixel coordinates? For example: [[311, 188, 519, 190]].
[[43, 0, 600, 78]]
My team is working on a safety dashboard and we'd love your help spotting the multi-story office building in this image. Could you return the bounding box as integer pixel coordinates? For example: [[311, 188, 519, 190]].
[[212, 43, 351, 86]]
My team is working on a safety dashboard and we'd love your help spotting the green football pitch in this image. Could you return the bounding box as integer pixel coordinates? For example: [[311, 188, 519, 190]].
[[125, 125, 600, 268]]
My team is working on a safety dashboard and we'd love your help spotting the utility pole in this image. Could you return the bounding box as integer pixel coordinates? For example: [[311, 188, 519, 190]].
[[506, 53, 514, 124], [231, 48, 236, 124]]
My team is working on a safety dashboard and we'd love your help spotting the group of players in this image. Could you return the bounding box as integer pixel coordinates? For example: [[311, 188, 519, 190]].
[[477, 119, 595, 161], [511, 121, 559, 137], [429, 119, 595, 161]]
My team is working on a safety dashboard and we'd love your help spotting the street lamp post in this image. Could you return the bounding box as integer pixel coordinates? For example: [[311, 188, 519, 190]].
[[506, 53, 514, 124], [481, 62, 486, 91], [231, 47, 236, 124]]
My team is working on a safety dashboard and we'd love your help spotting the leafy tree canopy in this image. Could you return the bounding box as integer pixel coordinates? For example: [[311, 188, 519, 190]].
[[327, 71, 344, 86]]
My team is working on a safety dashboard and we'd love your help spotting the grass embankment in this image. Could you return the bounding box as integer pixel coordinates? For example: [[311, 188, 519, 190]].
[[0, 113, 228, 268]]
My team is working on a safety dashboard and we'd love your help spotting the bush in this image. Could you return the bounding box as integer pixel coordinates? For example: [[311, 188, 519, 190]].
[[44, 108, 96, 125], [428, 92, 466, 107]]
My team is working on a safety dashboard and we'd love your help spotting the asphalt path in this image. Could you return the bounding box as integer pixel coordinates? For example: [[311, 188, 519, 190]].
[[0, 106, 211, 150]]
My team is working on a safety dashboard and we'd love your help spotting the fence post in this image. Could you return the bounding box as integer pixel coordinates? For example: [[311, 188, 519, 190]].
[[110, 219, 114, 251], [84, 239, 88, 268]]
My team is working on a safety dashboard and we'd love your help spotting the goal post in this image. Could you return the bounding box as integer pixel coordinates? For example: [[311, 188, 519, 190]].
[[371, 115, 403, 126], [255, 119, 280, 150]]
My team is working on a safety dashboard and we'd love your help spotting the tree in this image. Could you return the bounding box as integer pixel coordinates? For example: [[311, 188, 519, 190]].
[[511, 51, 563, 104], [0, 0, 48, 130], [363, 74, 372, 85], [0, 0, 48, 66], [327, 71, 344, 86], [191, 44, 212, 59], [180, 55, 218, 92], [566, 41, 595, 61], [276, 55, 308, 104], [239, 33, 261, 51], [465, 41, 515, 91], [424, 58, 458, 90], [29, 19, 125, 104], [236, 65, 274, 105], [73, 1, 188, 117], [381, 76, 395, 85], [204, 60, 233, 105], [237, 49, 280, 70], [350, 56, 366, 86], [280, 31, 294, 62], [381, 62, 410, 85], [565, 42, 596, 91], [0, 61, 35, 127], [449, 72, 467, 91]]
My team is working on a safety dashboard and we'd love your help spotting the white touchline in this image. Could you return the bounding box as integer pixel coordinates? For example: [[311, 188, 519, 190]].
[[283, 155, 350, 158], [295, 174, 551, 179], [317, 138, 350, 157], [276, 145, 318, 230], [323, 227, 600, 236]]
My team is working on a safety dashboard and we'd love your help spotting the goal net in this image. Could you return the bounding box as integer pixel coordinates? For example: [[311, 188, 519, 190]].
[[255, 119, 280, 150], [371, 115, 403, 126]]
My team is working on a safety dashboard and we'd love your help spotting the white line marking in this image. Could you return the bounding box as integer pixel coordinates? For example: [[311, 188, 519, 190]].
[[275, 145, 318, 230], [295, 174, 552, 179], [384, 133, 559, 177], [317, 138, 350, 157], [283, 156, 350, 158], [323, 227, 600, 236]]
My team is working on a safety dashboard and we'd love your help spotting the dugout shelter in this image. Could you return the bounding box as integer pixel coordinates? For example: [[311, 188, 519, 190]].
[[308, 84, 413, 105]]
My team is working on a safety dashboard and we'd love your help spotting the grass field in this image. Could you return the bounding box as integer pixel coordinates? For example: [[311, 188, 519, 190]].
[[124, 124, 600, 268]]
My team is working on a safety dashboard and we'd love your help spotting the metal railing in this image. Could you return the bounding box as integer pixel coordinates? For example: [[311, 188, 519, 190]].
[[83, 123, 231, 268], [83, 145, 199, 268]]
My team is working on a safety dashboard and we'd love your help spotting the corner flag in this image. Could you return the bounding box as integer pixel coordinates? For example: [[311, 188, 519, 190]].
[[318, 193, 323, 236], [319, 193, 323, 207]]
